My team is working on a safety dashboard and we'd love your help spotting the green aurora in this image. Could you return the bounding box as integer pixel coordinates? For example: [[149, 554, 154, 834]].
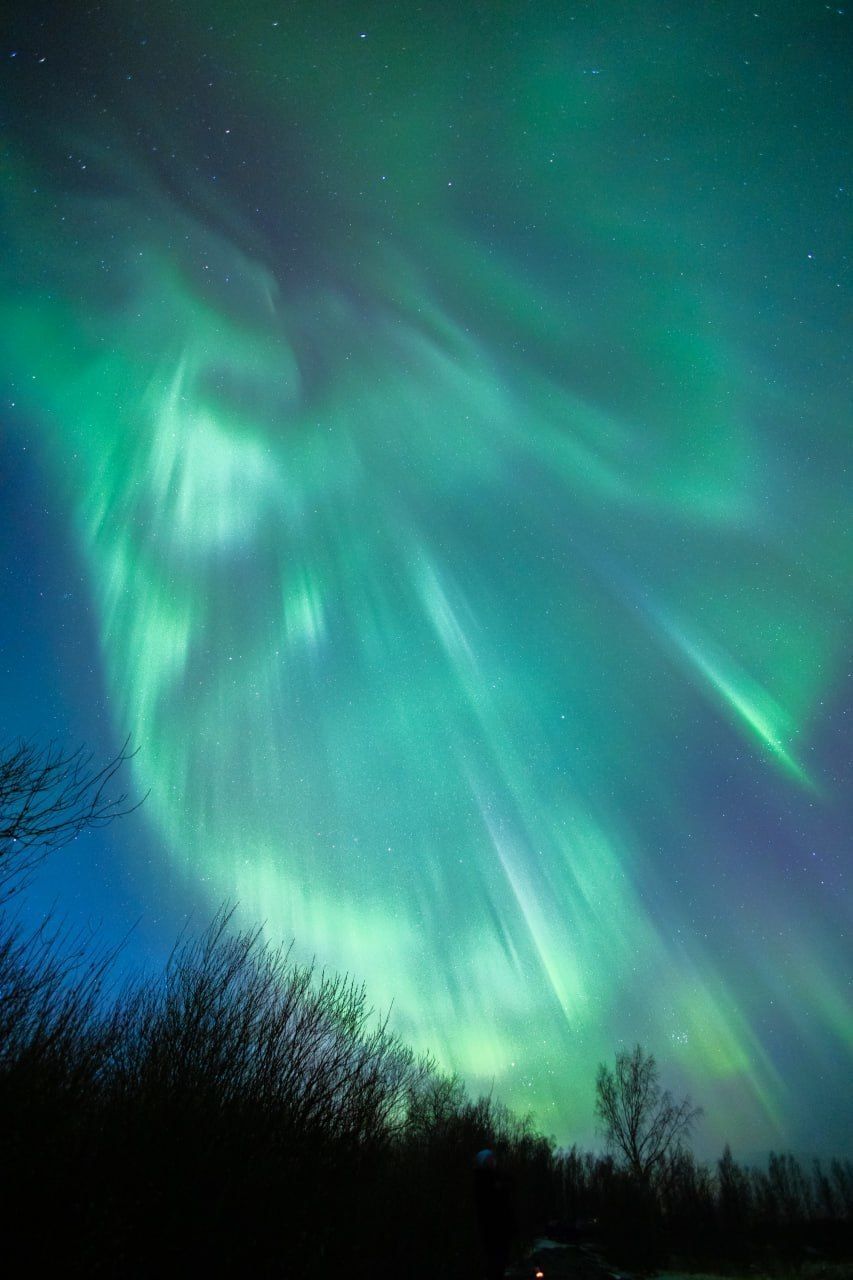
[[1, 1, 850, 1152]]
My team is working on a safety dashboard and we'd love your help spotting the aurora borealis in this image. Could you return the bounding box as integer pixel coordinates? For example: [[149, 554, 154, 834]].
[[1, 1, 850, 1157]]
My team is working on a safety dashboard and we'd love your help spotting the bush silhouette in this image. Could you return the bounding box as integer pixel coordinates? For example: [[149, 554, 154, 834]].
[[1, 738, 851, 1275]]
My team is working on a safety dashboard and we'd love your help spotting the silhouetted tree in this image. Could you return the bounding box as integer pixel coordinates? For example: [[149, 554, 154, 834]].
[[0, 737, 138, 896], [717, 1142, 752, 1237], [595, 1044, 701, 1183]]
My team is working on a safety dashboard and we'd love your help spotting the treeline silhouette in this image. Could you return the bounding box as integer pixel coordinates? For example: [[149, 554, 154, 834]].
[[3, 910, 852, 1277], [0, 905, 552, 1276], [547, 1144, 853, 1270], [1, 739, 851, 1276]]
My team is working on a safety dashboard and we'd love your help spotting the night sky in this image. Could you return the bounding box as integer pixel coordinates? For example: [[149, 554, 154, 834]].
[[1, 1, 850, 1158]]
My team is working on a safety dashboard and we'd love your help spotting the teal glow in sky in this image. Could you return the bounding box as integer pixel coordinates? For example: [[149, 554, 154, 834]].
[[1, 0, 850, 1155]]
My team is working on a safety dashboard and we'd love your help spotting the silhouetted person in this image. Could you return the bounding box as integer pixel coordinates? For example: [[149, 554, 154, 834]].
[[473, 1148, 516, 1280]]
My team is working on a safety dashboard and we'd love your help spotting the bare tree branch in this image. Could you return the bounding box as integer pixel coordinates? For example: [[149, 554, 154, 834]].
[[595, 1043, 701, 1183], [0, 736, 143, 896]]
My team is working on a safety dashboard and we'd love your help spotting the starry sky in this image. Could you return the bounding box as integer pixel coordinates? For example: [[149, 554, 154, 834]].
[[1, 1, 850, 1158]]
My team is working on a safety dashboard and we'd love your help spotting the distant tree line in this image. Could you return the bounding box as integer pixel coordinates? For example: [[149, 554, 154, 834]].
[[548, 1142, 853, 1269], [0, 738, 850, 1276]]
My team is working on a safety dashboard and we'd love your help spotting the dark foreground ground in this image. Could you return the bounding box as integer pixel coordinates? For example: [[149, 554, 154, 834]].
[[507, 1237, 853, 1280], [509, 1236, 632, 1279]]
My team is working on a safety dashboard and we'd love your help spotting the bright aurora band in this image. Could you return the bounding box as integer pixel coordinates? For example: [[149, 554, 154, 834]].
[[1, 2, 850, 1157]]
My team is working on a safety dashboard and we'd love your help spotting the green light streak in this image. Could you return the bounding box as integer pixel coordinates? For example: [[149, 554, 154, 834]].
[[655, 611, 813, 788]]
